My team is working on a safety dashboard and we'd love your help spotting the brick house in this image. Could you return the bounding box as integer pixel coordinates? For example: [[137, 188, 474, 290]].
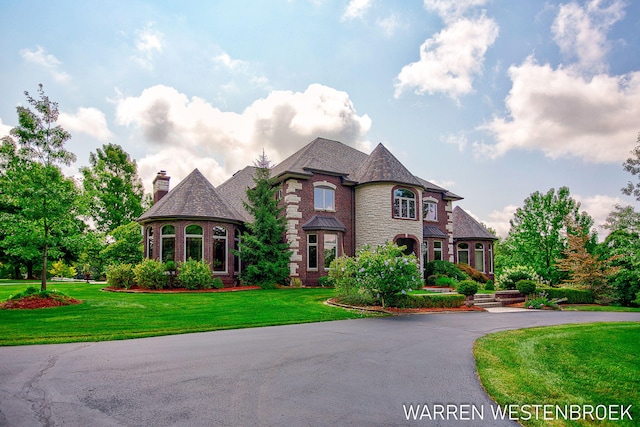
[[138, 137, 496, 286]]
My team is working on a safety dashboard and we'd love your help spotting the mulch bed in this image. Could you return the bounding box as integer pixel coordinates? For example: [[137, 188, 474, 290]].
[[103, 285, 262, 293], [0, 295, 82, 310]]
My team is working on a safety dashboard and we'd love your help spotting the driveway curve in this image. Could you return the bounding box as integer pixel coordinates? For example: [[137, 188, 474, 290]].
[[1, 311, 639, 426]]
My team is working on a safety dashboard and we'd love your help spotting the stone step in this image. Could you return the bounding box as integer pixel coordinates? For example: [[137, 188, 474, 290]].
[[498, 297, 525, 305], [473, 293, 496, 300], [473, 301, 503, 308]]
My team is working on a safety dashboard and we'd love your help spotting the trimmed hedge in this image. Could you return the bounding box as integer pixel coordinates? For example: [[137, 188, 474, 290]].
[[538, 287, 594, 304], [386, 293, 465, 309]]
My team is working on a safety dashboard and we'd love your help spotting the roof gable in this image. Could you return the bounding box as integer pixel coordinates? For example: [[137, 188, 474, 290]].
[[353, 143, 423, 187], [452, 206, 497, 240], [138, 169, 244, 222]]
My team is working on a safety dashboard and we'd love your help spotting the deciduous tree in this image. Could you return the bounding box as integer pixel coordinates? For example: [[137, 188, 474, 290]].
[[622, 132, 640, 201]]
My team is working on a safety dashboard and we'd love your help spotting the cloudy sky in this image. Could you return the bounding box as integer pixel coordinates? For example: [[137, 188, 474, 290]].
[[1, 0, 639, 238]]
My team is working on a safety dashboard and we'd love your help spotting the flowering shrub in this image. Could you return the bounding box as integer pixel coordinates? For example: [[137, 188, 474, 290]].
[[497, 265, 543, 290], [177, 259, 214, 290], [330, 242, 422, 307]]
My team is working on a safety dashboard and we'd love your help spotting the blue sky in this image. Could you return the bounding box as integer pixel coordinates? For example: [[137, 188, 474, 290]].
[[1, 0, 639, 238]]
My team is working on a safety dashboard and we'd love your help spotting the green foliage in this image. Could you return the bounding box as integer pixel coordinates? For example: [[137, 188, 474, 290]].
[[484, 280, 494, 291], [456, 263, 488, 283], [330, 242, 422, 307], [317, 276, 334, 287], [81, 143, 146, 233], [106, 263, 135, 289], [621, 132, 640, 200], [503, 187, 595, 284], [538, 287, 594, 304], [177, 259, 214, 290], [497, 265, 543, 290], [386, 293, 465, 309], [524, 291, 561, 309], [0, 85, 81, 291], [434, 275, 457, 287], [236, 162, 291, 289], [48, 260, 77, 278], [516, 279, 537, 296], [8, 286, 69, 301], [424, 260, 468, 281], [456, 280, 479, 297], [634, 291, 640, 306], [133, 259, 167, 290], [100, 222, 143, 267], [211, 277, 224, 289], [289, 277, 303, 287]]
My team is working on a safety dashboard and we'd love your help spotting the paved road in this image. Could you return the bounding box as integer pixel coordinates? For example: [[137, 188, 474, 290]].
[[1, 311, 639, 427]]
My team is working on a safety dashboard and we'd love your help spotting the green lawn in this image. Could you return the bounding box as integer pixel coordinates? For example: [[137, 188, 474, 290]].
[[561, 305, 640, 312], [0, 281, 368, 346], [475, 322, 640, 426]]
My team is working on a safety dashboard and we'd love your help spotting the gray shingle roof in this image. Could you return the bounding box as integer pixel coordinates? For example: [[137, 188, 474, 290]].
[[452, 206, 497, 240], [271, 137, 369, 179], [301, 215, 347, 232], [423, 225, 448, 238], [352, 143, 423, 187], [138, 169, 244, 223], [217, 166, 257, 223]]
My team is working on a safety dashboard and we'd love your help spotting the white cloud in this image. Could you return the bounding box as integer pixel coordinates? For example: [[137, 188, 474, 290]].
[[342, 0, 372, 21], [115, 83, 371, 188], [394, 14, 498, 100], [423, 0, 487, 23], [477, 58, 640, 163], [377, 14, 403, 37], [482, 204, 518, 239], [20, 46, 71, 83], [59, 107, 112, 141], [212, 51, 270, 91], [444, 132, 468, 152], [552, 0, 625, 73], [0, 117, 12, 138], [132, 23, 163, 69], [575, 193, 626, 239]]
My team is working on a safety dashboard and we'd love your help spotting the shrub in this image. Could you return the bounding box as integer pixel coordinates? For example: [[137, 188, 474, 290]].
[[434, 276, 457, 288], [538, 287, 594, 304], [484, 280, 494, 291], [456, 263, 489, 283], [524, 291, 560, 310], [289, 277, 303, 287], [386, 293, 465, 309], [49, 260, 77, 278], [497, 265, 543, 290], [425, 260, 468, 282], [106, 263, 135, 289], [212, 277, 224, 289], [317, 276, 334, 287], [177, 259, 214, 290], [133, 259, 167, 289], [456, 280, 479, 298], [516, 279, 537, 296]]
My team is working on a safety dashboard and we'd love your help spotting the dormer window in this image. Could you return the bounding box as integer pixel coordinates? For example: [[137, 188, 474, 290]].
[[314, 181, 336, 211], [393, 188, 416, 219]]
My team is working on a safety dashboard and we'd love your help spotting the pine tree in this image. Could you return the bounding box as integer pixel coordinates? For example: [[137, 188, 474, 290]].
[[236, 152, 291, 288]]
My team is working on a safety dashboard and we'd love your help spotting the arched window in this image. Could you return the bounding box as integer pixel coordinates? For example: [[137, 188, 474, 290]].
[[474, 243, 484, 272], [394, 188, 416, 219], [146, 227, 154, 259], [457, 243, 469, 265], [314, 185, 335, 211], [423, 198, 438, 221], [213, 226, 227, 273], [161, 225, 175, 262], [234, 229, 241, 274], [185, 225, 203, 261]]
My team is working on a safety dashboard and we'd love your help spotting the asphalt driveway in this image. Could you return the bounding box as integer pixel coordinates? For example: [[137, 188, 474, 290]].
[[1, 310, 639, 426]]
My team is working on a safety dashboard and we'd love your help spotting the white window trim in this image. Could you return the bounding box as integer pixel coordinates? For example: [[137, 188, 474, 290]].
[[308, 233, 318, 271], [423, 197, 438, 222], [184, 224, 204, 262], [313, 181, 337, 212], [323, 233, 338, 271], [394, 188, 417, 219], [213, 226, 228, 274], [160, 225, 176, 262], [474, 243, 485, 272]]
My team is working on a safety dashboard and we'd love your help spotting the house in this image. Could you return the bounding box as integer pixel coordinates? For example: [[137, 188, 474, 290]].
[[137, 137, 496, 286]]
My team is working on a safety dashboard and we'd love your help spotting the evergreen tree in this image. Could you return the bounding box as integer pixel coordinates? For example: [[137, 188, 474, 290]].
[[236, 153, 291, 289]]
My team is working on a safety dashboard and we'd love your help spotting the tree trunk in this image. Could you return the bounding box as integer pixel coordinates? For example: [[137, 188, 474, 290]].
[[13, 264, 21, 280], [41, 244, 48, 291], [26, 261, 35, 279]]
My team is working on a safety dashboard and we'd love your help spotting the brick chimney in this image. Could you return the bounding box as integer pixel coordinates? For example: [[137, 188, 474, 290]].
[[153, 170, 170, 203]]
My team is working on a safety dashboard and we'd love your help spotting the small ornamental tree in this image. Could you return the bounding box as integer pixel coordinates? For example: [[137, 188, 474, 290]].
[[236, 153, 291, 289], [456, 280, 479, 301]]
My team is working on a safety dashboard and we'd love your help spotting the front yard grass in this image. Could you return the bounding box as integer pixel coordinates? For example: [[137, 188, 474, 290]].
[[474, 322, 640, 426], [0, 281, 368, 346]]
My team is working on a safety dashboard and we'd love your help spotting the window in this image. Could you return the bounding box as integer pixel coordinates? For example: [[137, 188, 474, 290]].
[[324, 234, 337, 269], [423, 201, 437, 221], [433, 241, 443, 261], [393, 188, 416, 219], [161, 225, 175, 262], [234, 229, 241, 274], [185, 225, 203, 261], [457, 243, 469, 265], [146, 227, 154, 259], [308, 234, 318, 270], [474, 243, 484, 272], [213, 226, 227, 273], [314, 186, 335, 211], [488, 244, 494, 273]]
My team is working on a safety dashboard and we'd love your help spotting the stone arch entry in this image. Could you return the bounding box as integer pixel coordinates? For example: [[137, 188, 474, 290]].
[[394, 235, 418, 257]]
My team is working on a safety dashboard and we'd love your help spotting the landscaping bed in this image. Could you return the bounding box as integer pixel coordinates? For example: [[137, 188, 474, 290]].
[[103, 285, 261, 293], [0, 294, 81, 310]]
